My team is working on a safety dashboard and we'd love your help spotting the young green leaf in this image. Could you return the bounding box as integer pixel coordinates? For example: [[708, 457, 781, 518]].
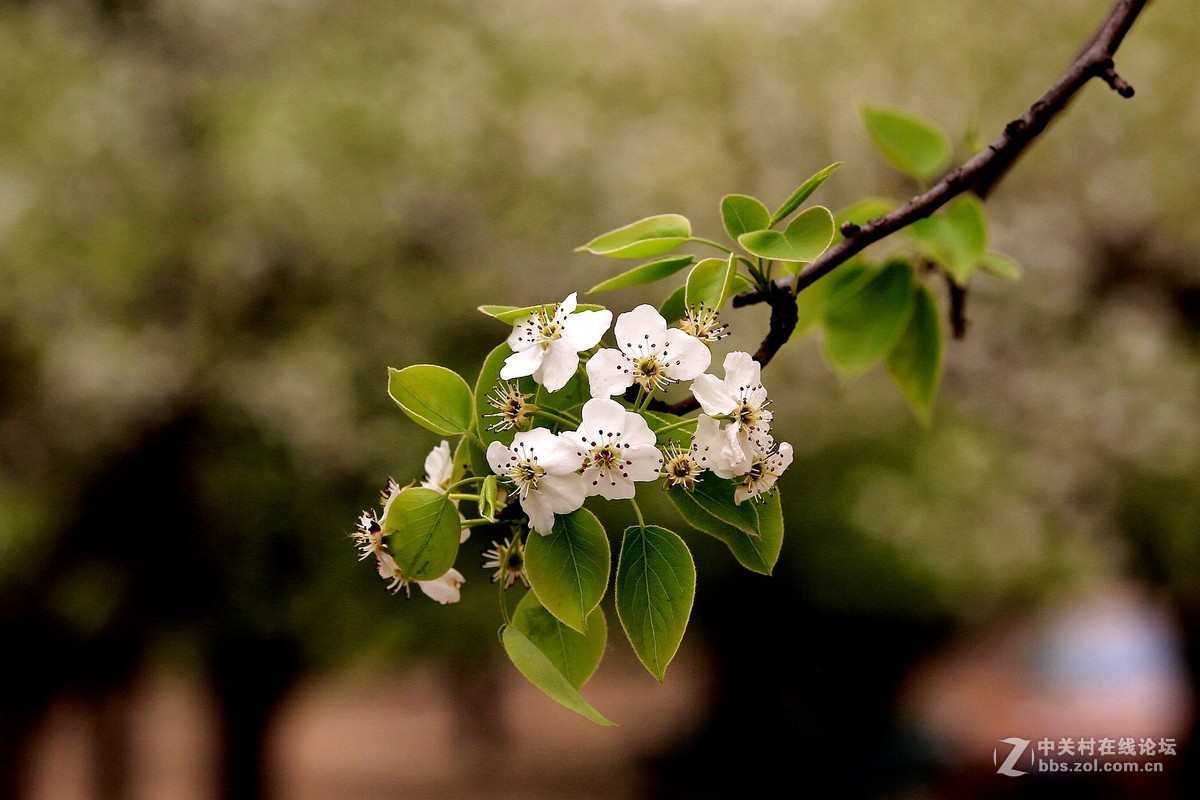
[[502, 626, 615, 726], [823, 260, 916, 376], [979, 251, 1022, 281], [478, 303, 606, 325], [576, 214, 692, 259], [770, 162, 842, 225], [684, 254, 737, 311], [738, 206, 834, 263], [668, 480, 784, 575], [382, 487, 461, 580], [525, 508, 611, 634], [659, 284, 688, 323], [511, 591, 607, 690], [861, 105, 951, 182], [720, 194, 771, 241], [795, 262, 868, 336], [909, 196, 988, 283], [478, 475, 499, 521], [615, 525, 696, 682], [451, 437, 489, 484], [588, 255, 695, 293], [886, 284, 943, 424], [388, 365, 474, 436]]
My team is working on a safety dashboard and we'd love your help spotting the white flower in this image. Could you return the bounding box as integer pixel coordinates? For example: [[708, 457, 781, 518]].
[[567, 398, 663, 500], [732, 431, 794, 505], [487, 427, 586, 535], [482, 537, 529, 589], [660, 438, 704, 492], [415, 568, 466, 604], [501, 293, 612, 392], [414, 441, 470, 543], [690, 351, 773, 470], [585, 304, 711, 397], [690, 414, 747, 478]]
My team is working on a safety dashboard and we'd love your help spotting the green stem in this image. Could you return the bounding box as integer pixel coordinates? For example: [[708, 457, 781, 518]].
[[688, 237, 734, 254], [460, 518, 497, 528], [447, 476, 486, 492], [534, 407, 581, 429], [448, 492, 479, 502], [653, 417, 696, 437], [498, 582, 511, 627], [629, 498, 646, 529]]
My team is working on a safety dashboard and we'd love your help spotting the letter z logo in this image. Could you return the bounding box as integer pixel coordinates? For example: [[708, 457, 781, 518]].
[[994, 737, 1032, 777]]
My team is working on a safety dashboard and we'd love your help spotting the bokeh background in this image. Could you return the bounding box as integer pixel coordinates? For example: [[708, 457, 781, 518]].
[[1, 0, 1198, 797]]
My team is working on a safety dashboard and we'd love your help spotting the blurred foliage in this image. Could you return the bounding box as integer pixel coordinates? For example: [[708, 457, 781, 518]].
[[0, 0, 1196, 743]]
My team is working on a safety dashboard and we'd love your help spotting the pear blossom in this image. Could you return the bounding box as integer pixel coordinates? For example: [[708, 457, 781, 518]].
[[689, 414, 747, 479], [678, 303, 730, 344], [660, 438, 704, 492], [487, 427, 586, 534], [689, 351, 773, 471], [353, 509, 466, 603], [585, 304, 711, 397], [482, 536, 529, 589], [484, 381, 535, 432], [414, 441, 470, 543], [732, 432, 794, 505], [501, 293, 612, 392], [567, 398, 663, 500]]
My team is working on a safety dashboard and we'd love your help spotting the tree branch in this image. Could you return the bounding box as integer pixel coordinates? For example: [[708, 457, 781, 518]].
[[699, 0, 1150, 408]]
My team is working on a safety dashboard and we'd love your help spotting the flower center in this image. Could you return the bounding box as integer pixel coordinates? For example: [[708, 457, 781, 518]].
[[632, 355, 676, 392]]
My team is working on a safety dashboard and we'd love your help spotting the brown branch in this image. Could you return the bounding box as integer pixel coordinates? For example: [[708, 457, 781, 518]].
[[714, 0, 1149, 400]]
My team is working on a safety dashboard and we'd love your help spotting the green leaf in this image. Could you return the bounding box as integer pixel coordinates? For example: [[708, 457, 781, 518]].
[[886, 284, 943, 424], [980, 251, 1022, 281], [388, 365, 474, 436], [795, 262, 868, 336], [588, 255, 695, 293], [512, 591, 607, 689], [738, 206, 834, 263], [478, 303, 606, 325], [729, 273, 755, 296], [684, 254, 737, 311], [861, 105, 951, 182], [659, 284, 688, 323], [525, 508, 611, 633], [643, 410, 697, 441], [720, 194, 770, 241], [382, 487, 461, 580], [576, 214, 692, 259], [534, 371, 588, 421], [770, 162, 842, 225], [909, 196, 988, 283], [823, 260, 916, 376], [502, 626, 615, 726], [668, 480, 784, 574], [478, 475, 499, 521], [615, 525, 696, 682], [451, 437, 489, 484], [833, 197, 898, 242]]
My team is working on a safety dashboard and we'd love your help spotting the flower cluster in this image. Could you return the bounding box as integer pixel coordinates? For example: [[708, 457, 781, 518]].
[[354, 291, 792, 602]]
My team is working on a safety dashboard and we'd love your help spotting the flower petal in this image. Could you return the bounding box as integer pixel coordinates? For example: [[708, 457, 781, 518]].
[[418, 569, 465, 604], [723, 351, 761, 392], [690, 373, 736, 416], [663, 328, 712, 381], [500, 346, 544, 381], [536, 341, 580, 392], [521, 490, 555, 535], [486, 440, 512, 475], [585, 348, 634, 397], [563, 308, 612, 351], [580, 397, 629, 440], [620, 409, 657, 448], [692, 415, 740, 479], [539, 473, 588, 515], [589, 471, 635, 500], [560, 292, 578, 315], [614, 304, 668, 355], [624, 444, 665, 482], [421, 440, 453, 491]]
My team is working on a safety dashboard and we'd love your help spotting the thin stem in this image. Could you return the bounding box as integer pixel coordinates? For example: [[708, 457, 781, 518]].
[[688, 237, 734, 254], [534, 407, 581, 429], [461, 518, 498, 528], [629, 498, 646, 530], [498, 582, 511, 627], [447, 476, 486, 492], [448, 492, 479, 502], [653, 417, 697, 437]]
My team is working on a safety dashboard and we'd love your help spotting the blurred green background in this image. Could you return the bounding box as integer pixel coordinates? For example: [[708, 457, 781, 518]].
[[1, 0, 1198, 798]]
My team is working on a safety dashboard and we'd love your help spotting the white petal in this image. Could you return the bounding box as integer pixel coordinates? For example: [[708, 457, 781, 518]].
[[691, 373, 736, 416], [620, 410, 657, 448], [614, 304, 668, 354], [500, 346, 544, 381], [624, 444, 665, 482], [459, 527, 470, 543], [663, 329, 712, 381], [585, 348, 634, 397], [723, 351, 761, 392], [540, 473, 588, 514], [418, 568, 465, 604], [733, 484, 752, 505], [521, 490, 555, 535], [560, 292, 578, 315], [563, 308, 612, 351], [580, 397, 629, 440], [722, 423, 751, 473], [692, 415, 740, 479], [775, 442, 794, 475], [590, 471, 635, 500], [536, 341, 580, 392], [506, 314, 541, 352], [486, 440, 512, 475], [421, 441, 453, 491], [514, 428, 577, 474]]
